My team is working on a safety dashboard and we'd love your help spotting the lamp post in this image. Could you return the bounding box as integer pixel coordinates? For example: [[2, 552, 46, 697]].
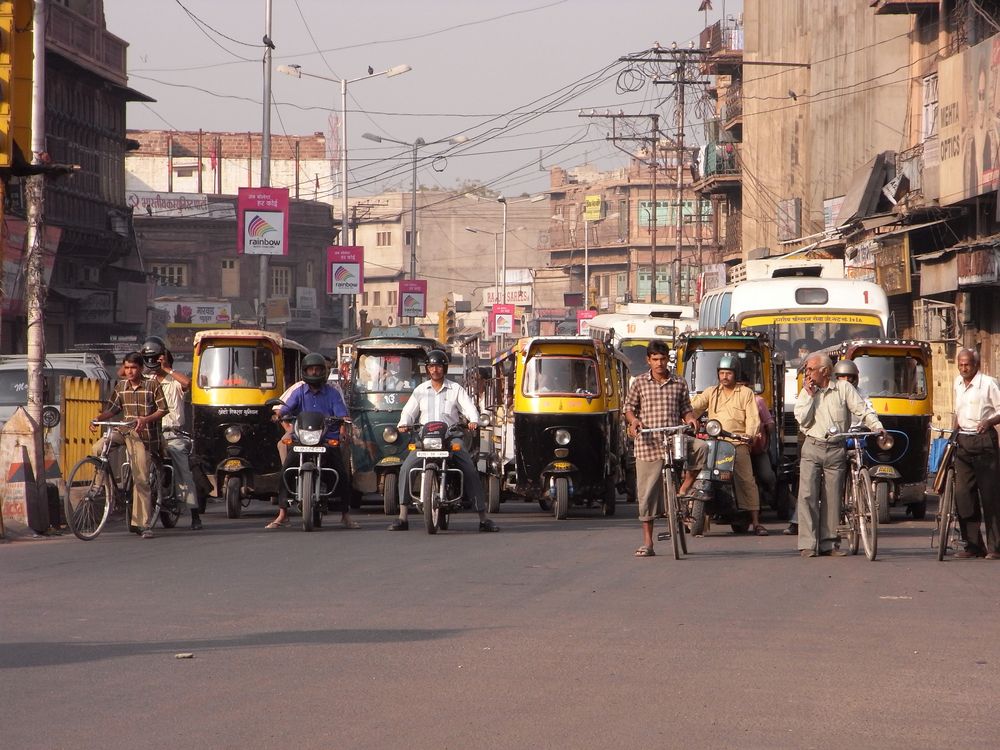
[[464, 227, 500, 296], [278, 62, 410, 335]]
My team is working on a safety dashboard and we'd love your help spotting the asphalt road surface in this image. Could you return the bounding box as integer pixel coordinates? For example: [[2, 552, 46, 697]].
[[3, 496, 998, 750]]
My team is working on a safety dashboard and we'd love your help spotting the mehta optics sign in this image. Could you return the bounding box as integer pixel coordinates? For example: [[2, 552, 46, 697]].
[[238, 187, 289, 256], [326, 246, 364, 295]]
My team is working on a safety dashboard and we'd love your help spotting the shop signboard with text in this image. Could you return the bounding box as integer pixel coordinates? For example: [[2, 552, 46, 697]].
[[492, 303, 515, 335], [238, 187, 289, 256], [397, 280, 427, 318], [577, 309, 597, 335], [327, 246, 364, 295]]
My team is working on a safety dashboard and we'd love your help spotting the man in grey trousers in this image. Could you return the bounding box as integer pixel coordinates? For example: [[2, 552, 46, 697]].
[[794, 353, 885, 557]]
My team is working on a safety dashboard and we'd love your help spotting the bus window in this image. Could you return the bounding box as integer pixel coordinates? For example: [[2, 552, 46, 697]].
[[719, 292, 732, 325]]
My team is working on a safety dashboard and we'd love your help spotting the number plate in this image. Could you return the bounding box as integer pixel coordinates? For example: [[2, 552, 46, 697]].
[[872, 466, 896, 477], [416, 450, 449, 458], [222, 459, 244, 471], [293, 446, 326, 453]]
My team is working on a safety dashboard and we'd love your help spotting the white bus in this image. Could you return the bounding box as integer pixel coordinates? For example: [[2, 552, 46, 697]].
[[588, 310, 699, 378]]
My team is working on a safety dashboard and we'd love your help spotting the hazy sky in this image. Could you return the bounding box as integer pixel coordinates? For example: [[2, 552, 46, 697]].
[[104, 0, 744, 198]]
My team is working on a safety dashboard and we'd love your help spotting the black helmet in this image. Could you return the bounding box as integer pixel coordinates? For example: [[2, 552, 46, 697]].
[[301, 352, 328, 386], [426, 349, 449, 368], [140, 337, 167, 370], [833, 359, 859, 381]]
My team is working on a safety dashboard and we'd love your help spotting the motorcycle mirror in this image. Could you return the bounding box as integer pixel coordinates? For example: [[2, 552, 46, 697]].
[[705, 419, 723, 437]]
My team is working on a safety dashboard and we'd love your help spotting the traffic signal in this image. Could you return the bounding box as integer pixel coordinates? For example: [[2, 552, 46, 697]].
[[438, 300, 449, 343], [445, 307, 457, 343]]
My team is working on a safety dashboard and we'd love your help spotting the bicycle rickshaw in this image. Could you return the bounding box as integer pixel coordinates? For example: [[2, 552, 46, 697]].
[[190, 329, 308, 518], [344, 327, 438, 515], [824, 339, 933, 522], [479, 336, 628, 519]]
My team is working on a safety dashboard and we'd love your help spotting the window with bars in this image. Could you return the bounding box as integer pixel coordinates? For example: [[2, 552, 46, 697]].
[[373, 291, 382, 307], [151, 263, 188, 287], [404, 230, 420, 246], [271, 266, 292, 298], [376, 231, 392, 246], [388, 290, 397, 306]]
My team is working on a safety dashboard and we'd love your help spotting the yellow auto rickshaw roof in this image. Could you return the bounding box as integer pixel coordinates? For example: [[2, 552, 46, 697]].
[[838, 338, 932, 360], [193, 328, 308, 354]]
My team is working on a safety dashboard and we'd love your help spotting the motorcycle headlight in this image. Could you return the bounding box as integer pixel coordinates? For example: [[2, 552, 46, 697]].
[[383, 426, 399, 444], [705, 420, 723, 437], [554, 429, 571, 446], [423, 437, 443, 450], [299, 428, 323, 446], [224, 426, 243, 444]]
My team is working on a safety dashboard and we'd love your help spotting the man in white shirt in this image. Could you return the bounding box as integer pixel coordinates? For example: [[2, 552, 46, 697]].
[[388, 349, 498, 532], [951, 349, 1000, 559]]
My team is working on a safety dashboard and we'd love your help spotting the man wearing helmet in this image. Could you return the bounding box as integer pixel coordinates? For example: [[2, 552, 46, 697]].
[[690, 355, 767, 536], [388, 348, 498, 532], [142, 338, 203, 530], [265, 353, 356, 529]]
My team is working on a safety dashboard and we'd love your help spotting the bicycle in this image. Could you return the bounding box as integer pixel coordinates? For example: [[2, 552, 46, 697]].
[[929, 427, 960, 561], [828, 427, 883, 561], [64, 421, 180, 540], [641, 424, 692, 560]]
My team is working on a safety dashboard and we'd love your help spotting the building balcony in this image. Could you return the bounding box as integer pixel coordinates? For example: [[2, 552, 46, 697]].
[[722, 81, 743, 134], [692, 142, 742, 196], [870, 0, 938, 14], [723, 209, 743, 262], [699, 19, 743, 74], [47, 2, 128, 85]]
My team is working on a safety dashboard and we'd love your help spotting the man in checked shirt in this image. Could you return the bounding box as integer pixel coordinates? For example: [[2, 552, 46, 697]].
[[624, 341, 707, 557], [93, 351, 168, 539], [388, 348, 498, 532]]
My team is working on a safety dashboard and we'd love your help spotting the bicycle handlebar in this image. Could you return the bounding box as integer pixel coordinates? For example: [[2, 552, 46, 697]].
[[639, 424, 692, 436], [91, 420, 136, 428]]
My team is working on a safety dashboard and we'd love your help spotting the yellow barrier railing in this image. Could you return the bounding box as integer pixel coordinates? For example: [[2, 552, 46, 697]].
[[61, 376, 111, 481]]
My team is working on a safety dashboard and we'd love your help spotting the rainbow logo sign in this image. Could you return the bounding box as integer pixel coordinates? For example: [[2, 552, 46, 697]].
[[403, 294, 418, 307], [334, 266, 355, 282], [247, 215, 277, 237]]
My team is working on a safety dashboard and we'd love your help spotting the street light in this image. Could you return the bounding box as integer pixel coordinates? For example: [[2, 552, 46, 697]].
[[362, 132, 468, 288], [278, 62, 410, 335]]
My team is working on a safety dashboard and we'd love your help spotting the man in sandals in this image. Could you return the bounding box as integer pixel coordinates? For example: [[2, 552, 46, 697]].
[[690, 356, 767, 536], [624, 341, 706, 557]]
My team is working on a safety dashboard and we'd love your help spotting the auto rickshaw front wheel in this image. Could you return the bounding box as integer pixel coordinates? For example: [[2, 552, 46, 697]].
[[225, 477, 242, 519], [554, 477, 570, 520], [602, 476, 616, 517], [383, 473, 399, 516], [487, 475, 501, 514]]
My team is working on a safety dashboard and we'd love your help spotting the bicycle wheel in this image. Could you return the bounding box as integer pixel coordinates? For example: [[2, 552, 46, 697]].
[[664, 474, 683, 560], [858, 469, 878, 561], [64, 457, 114, 540], [936, 469, 955, 562], [148, 462, 163, 529], [157, 464, 182, 529], [844, 482, 860, 555]]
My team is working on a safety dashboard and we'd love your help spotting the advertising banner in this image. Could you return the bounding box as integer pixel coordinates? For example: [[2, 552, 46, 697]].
[[238, 187, 289, 256], [326, 246, 364, 295], [153, 300, 233, 328], [492, 303, 515, 335], [576, 309, 597, 335], [127, 190, 235, 220], [584, 194, 603, 222], [484, 286, 533, 306], [938, 34, 1000, 204], [397, 280, 427, 318]]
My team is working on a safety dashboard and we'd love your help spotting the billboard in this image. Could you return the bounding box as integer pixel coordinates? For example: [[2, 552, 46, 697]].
[[492, 303, 515, 335], [238, 187, 289, 256], [326, 246, 364, 295], [397, 280, 427, 318], [153, 300, 232, 328], [938, 34, 1000, 204], [577, 309, 597, 335], [584, 194, 603, 222]]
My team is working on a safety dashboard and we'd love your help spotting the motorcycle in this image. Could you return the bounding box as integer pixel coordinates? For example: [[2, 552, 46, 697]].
[[688, 419, 752, 536], [406, 421, 468, 534], [280, 411, 345, 531]]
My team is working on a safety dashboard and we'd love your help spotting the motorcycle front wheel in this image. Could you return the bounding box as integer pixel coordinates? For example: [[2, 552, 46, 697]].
[[421, 467, 439, 534], [300, 471, 315, 532]]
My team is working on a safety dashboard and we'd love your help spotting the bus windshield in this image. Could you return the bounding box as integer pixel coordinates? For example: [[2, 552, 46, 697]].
[[198, 345, 276, 389], [743, 321, 882, 367], [354, 352, 424, 393], [683, 350, 765, 394], [523, 356, 600, 397], [854, 355, 927, 399]]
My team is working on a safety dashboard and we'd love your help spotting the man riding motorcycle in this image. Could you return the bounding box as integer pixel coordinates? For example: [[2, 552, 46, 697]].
[[388, 349, 498, 532]]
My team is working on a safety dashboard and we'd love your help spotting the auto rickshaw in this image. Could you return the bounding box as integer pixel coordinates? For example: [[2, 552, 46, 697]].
[[674, 329, 791, 518], [479, 336, 627, 519], [344, 327, 438, 515], [191, 329, 308, 518], [826, 338, 933, 522]]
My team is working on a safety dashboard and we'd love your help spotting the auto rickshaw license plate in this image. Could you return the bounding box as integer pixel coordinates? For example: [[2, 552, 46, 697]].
[[552, 461, 572, 470], [293, 446, 326, 453], [223, 459, 244, 470], [872, 466, 895, 477], [416, 450, 449, 458]]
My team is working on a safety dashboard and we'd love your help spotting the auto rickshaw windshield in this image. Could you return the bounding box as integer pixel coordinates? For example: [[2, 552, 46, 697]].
[[523, 355, 600, 396], [354, 352, 424, 393], [685, 350, 764, 393], [197, 345, 277, 388], [854, 354, 927, 398]]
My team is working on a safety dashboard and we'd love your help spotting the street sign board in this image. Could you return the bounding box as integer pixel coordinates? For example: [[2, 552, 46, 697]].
[[577, 309, 597, 335], [492, 303, 515, 335], [326, 246, 364, 295], [238, 187, 289, 256], [398, 280, 428, 318]]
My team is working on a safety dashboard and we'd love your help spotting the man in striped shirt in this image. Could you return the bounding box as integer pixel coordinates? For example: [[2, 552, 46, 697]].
[[388, 349, 498, 532], [93, 351, 167, 538]]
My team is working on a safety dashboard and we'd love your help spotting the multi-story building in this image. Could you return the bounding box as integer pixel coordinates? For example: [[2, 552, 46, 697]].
[[2, 0, 152, 353]]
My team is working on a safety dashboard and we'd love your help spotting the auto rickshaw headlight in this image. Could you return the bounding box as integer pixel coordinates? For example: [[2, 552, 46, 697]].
[[299, 428, 323, 446], [479, 413, 492, 427], [555, 429, 571, 446], [876, 433, 895, 451], [383, 426, 399, 444], [705, 420, 723, 437], [224, 426, 243, 444]]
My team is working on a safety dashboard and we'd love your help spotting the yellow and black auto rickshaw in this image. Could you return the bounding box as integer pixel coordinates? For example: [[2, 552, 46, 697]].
[[674, 328, 790, 518], [480, 336, 627, 519], [191, 329, 308, 518], [828, 339, 933, 522]]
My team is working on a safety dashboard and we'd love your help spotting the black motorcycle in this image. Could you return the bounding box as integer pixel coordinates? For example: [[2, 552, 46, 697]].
[[688, 419, 752, 536], [281, 411, 345, 532], [406, 421, 468, 534]]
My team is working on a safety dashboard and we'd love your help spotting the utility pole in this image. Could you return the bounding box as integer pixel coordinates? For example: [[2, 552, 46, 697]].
[[257, 0, 273, 329], [580, 111, 659, 303]]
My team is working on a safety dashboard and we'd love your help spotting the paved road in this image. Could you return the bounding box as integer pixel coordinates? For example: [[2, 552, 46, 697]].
[[3, 497, 997, 749]]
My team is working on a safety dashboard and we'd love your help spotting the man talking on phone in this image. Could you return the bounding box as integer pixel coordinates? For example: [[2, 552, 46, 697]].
[[794, 353, 885, 557]]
